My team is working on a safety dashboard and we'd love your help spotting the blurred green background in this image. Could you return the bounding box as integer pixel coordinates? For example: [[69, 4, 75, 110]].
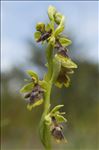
[[1, 1, 99, 150]]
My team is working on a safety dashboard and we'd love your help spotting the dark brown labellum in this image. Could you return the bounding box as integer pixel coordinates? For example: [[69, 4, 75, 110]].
[[58, 50, 68, 57], [51, 116, 65, 141], [55, 40, 69, 57], [37, 29, 52, 42], [51, 126, 65, 141], [24, 84, 44, 105]]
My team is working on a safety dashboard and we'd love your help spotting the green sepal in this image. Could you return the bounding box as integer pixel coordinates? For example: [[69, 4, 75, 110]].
[[34, 31, 41, 41], [27, 99, 43, 111], [45, 24, 51, 32], [50, 105, 64, 114], [55, 54, 77, 69], [59, 37, 72, 47], [36, 22, 45, 33], [26, 70, 38, 81], [20, 82, 34, 93]]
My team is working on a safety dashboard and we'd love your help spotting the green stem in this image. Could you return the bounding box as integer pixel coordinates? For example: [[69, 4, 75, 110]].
[[39, 44, 53, 150], [46, 44, 53, 81], [39, 81, 52, 150]]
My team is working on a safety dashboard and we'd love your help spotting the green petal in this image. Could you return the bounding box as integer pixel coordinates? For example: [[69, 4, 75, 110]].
[[59, 37, 72, 47], [20, 82, 34, 93], [39, 80, 47, 92], [26, 70, 38, 81], [50, 105, 64, 114], [34, 31, 41, 41], [55, 114, 67, 123], [66, 69, 74, 74], [55, 54, 77, 69], [27, 99, 43, 111], [55, 81, 63, 88]]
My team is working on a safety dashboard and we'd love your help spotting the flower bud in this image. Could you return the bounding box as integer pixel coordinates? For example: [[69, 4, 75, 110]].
[[48, 6, 56, 21], [54, 12, 62, 25]]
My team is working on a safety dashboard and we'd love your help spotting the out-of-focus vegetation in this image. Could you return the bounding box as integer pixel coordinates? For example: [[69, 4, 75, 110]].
[[1, 39, 99, 150]]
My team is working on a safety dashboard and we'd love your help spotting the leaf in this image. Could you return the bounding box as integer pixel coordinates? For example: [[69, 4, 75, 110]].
[[27, 99, 43, 110], [59, 37, 72, 47], [26, 70, 38, 81], [39, 120, 51, 149], [48, 5, 56, 21], [54, 16, 65, 37], [34, 31, 41, 41], [20, 82, 34, 93], [50, 105, 64, 114], [56, 114, 67, 123]]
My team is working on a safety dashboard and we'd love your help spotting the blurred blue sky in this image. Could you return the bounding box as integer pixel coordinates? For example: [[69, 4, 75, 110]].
[[1, 1, 98, 72]]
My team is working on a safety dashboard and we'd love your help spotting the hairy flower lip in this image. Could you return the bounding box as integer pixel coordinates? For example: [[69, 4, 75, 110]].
[[51, 126, 65, 141], [24, 84, 44, 105], [55, 40, 69, 57], [50, 116, 66, 142], [57, 50, 69, 57], [37, 29, 52, 42]]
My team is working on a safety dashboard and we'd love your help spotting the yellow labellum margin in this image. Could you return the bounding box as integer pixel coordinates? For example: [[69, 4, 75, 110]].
[[27, 99, 43, 111]]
